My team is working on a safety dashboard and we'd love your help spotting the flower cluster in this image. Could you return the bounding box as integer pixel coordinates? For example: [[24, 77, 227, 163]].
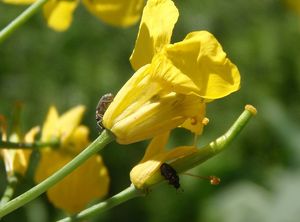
[[0, 106, 110, 213], [0, 0, 250, 219]]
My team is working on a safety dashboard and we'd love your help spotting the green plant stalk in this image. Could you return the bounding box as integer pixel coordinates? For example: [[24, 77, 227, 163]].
[[0, 130, 115, 218], [173, 105, 256, 173], [0, 140, 60, 149], [148, 105, 257, 185], [57, 184, 143, 222], [0, 175, 18, 206], [0, 0, 48, 44], [57, 105, 257, 221]]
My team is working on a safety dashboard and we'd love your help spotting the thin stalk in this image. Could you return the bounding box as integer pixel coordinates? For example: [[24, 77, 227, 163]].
[[147, 105, 257, 186], [0, 0, 48, 44], [0, 140, 60, 149], [0, 175, 18, 206], [0, 130, 115, 218], [173, 105, 257, 173], [57, 184, 144, 222]]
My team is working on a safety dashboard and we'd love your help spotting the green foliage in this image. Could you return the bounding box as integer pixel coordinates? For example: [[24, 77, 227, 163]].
[[0, 0, 299, 221]]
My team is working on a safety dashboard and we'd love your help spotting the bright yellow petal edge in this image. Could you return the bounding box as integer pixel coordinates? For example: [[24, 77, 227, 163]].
[[43, 0, 79, 32], [151, 31, 241, 100], [130, 0, 179, 70]]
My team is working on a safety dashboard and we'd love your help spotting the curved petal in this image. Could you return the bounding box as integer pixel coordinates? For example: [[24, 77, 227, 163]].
[[41, 106, 59, 141], [106, 91, 203, 144], [41, 105, 85, 145], [35, 151, 109, 213], [150, 31, 241, 99], [82, 0, 144, 27], [43, 0, 79, 32], [103, 64, 150, 130], [140, 131, 170, 162], [64, 125, 90, 154], [130, 146, 198, 189], [130, 0, 179, 70], [57, 105, 85, 144]]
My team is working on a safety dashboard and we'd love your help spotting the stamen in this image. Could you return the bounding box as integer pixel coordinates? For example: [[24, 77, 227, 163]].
[[202, 117, 209, 125], [190, 117, 197, 125], [182, 172, 221, 186]]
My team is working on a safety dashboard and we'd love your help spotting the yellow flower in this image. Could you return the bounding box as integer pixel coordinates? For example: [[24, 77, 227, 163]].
[[0, 115, 39, 177], [130, 131, 198, 189], [103, 0, 240, 144], [285, 0, 300, 16], [34, 106, 110, 213], [2, 0, 145, 31]]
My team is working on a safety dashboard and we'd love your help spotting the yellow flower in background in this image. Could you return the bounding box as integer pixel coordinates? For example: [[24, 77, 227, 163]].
[[0, 115, 39, 177], [34, 106, 110, 213], [2, 0, 145, 31], [285, 0, 300, 15], [130, 131, 198, 189], [103, 0, 240, 144]]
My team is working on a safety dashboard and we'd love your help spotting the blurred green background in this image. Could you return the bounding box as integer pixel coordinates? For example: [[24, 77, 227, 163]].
[[1, 0, 300, 221]]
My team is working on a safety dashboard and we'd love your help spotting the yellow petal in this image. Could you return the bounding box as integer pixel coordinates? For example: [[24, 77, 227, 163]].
[[285, 0, 300, 15], [106, 90, 203, 144], [24, 126, 40, 143], [130, 0, 179, 70], [1, 127, 39, 176], [64, 125, 90, 154], [35, 151, 109, 213], [82, 0, 144, 27], [103, 64, 150, 129], [130, 146, 198, 189], [140, 131, 170, 162], [180, 102, 206, 134], [150, 31, 240, 99], [41, 106, 59, 142], [57, 105, 85, 144], [2, 0, 35, 4], [43, 0, 79, 32], [103, 63, 205, 144]]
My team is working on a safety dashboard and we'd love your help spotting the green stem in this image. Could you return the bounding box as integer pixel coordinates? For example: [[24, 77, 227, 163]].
[[0, 0, 49, 44], [174, 105, 257, 173], [148, 105, 257, 185], [57, 184, 143, 222], [0, 175, 18, 206], [56, 105, 257, 221], [0, 140, 60, 149], [0, 130, 115, 218]]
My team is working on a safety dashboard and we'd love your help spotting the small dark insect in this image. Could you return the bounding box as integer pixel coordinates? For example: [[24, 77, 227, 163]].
[[96, 93, 114, 130], [160, 163, 180, 190]]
